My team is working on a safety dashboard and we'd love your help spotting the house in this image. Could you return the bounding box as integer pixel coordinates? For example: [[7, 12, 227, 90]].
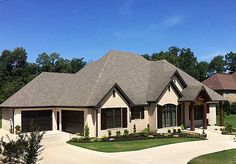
[[202, 73, 236, 104], [0, 50, 226, 137]]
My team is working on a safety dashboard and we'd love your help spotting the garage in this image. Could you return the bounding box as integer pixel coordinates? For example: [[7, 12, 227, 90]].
[[62, 110, 84, 134], [22, 110, 52, 132]]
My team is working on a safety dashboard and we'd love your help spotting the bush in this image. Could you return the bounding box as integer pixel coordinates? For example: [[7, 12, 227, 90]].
[[15, 125, 21, 134], [167, 129, 171, 133], [133, 124, 136, 134], [108, 130, 112, 138], [147, 124, 150, 132], [84, 124, 90, 139], [142, 128, 149, 137], [123, 129, 129, 137], [231, 102, 236, 114], [223, 101, 231, 115], [181, 124, 186, 130], [177, 128, 181, 133], [173, 129, 177, 134], [0, 125, 45, 164], [116, 131, 121, 137]]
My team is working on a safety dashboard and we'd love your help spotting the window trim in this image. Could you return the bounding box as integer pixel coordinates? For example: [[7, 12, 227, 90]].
[[101, 108, 127, 130]]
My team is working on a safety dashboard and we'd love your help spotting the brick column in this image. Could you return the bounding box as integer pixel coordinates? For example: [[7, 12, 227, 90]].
[[203, 103, 207, 129], [219, 101, 224, 126], [190, 102, 195, 131]]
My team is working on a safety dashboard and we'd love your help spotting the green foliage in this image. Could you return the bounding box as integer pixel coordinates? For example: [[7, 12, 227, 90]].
[[133, 124, 136, 134], [173, 129, 177, 134], [142, 128, 149, 137], [225, 52, 236, 73], [0, 125, 45, 164], [123, 129, 129, 137], [223, 101, 231, 115], [108, 130, 111, 138], [231, 102, 236, 114], [0, 47, 87, 104], [147, 124, 150, 133], [116, 131, 121, 137], [209, 55, 225, 75], [84, 124, 90, 139], [177, 128, 181, 133], [167, 129, 171, 133]]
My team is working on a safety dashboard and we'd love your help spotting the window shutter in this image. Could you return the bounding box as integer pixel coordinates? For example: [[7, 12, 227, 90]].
[[101, 109, 107, 130], [122, 108, 127, 128]]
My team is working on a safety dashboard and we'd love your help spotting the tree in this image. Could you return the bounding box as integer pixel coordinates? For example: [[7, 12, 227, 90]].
[[209, 55, 225, 75], [225, 52, 236, 73], [70, 58, 87, 73], [178, 48, 198, 78], [195, 61, 209, 81]]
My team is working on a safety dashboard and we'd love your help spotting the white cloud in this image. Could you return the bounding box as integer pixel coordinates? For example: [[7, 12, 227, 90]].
[[199, 50, 227, 62], [149, 16, 183, 30]]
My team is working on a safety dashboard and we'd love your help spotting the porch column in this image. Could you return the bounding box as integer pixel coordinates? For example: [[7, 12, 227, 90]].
[[203, 103, 207, 129], [190, 102, 195, 131], [219, 101, 224, 126]]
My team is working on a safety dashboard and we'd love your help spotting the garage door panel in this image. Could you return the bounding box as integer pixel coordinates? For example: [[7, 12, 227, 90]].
[[22, 110, 52, 132], [62, 110, 84, 134]]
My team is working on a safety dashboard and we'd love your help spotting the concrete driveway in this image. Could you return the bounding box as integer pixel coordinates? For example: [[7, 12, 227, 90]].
[[1, 126, 236, 164]]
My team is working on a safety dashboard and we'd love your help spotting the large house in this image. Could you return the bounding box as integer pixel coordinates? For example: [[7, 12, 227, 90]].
[[203, 73, 236, 103], [0, 51, 226, 137]]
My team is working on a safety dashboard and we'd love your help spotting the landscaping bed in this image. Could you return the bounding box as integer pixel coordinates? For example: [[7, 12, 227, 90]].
[[188, 149, 236, 164], [67, 125, 206, 152], [68, 137, 202, 152]]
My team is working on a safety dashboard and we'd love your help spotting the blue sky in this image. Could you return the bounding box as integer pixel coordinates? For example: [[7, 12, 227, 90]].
[[0, 0, 236, 62]]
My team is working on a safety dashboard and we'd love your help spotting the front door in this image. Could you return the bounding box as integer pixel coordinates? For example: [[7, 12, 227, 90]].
[[162, 104, 176, 127]]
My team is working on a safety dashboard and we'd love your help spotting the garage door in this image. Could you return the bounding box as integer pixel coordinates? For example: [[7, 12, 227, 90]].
[[22, 110, 52, 132], [62, 110, 84, 134]]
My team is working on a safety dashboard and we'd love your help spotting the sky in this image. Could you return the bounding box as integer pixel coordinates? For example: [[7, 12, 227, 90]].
[[0, 0, 236, 63]]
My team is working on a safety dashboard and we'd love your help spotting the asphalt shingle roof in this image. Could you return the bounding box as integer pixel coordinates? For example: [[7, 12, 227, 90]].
[[0, 50, 225, 108]]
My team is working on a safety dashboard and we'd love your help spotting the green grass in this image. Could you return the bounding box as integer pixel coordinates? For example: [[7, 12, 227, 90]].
[[188, 149, 236, 164], [68, 137, 202, 152], [217, 114, 236, 128]]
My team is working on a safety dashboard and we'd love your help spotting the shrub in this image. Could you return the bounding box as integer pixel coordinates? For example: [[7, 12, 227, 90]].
[[84, 124, 90, 139], [15, 125, 21, 134], [231, 102, 236, 114], [167, 129, 171, 133], [123, 129, 129, 137], [177, 128, 181, 133], [108, 130, 112, 138], [223, 101, 231, 115], [142, 128, 149, 137], [133, 124, 136, 134], [181, 124, 185, 130], [147, 124, 150, 132], [173, 129, 177, 134], [116, 131, 121, 137]]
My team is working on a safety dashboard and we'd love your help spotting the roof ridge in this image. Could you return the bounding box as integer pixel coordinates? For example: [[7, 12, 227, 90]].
[[85, 52, 112, 106]]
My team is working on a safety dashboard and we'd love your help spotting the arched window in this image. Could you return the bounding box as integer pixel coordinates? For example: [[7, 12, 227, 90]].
[[162, 104, 176, 127]]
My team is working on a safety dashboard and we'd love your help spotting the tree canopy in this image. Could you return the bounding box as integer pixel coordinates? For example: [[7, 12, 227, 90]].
[[0, 47, 86, 104], [142, 46, 235, 82], [0, 46, 235, 104]]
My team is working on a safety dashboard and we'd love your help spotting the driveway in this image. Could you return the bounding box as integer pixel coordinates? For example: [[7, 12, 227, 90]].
[[0, 126, 236, 164]]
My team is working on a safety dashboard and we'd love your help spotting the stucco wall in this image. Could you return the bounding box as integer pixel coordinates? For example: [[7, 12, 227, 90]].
[[2, 108, 13, 132], [147, 103, 157, 130], [98, 89, 130, 137], [158, 85, 179, 106], [207, 104, 217, 126]]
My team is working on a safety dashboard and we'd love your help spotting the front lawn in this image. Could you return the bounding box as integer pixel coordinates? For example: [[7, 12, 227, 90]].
[[68, 137, 202, 152], [217, 114, 236, 128], [188, 149, 236, 164]]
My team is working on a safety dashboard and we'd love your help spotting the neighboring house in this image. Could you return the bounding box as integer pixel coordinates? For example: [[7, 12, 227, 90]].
[[202, 73, 236, 103], [0, 51, 226, 137]]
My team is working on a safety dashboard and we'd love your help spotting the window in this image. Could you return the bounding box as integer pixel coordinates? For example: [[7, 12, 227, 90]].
[[194, 105, 203, 120], [131, 107, 144, 120], [162, 104, 176, 127], [101, 108, 127, 130], [189, 105, 203, 120]]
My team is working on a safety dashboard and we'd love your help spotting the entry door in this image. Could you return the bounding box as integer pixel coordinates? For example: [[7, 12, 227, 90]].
[[62, 110, 84, 134]]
